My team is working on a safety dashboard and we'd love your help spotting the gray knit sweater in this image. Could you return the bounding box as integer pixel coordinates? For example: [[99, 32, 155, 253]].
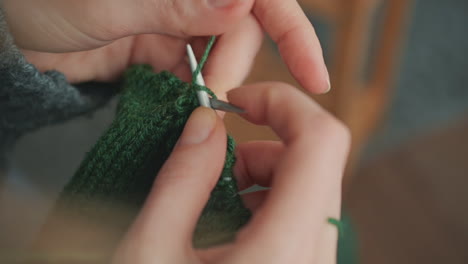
[[0, 7, 116, 168]]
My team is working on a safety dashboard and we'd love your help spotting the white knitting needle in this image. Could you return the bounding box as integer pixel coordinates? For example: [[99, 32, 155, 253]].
[[186, 44, 245, 113], [186, 44, 211, 108]]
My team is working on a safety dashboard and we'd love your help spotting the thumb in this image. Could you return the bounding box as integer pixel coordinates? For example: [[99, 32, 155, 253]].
[[121, 107, 227, 257], [4, 0, 253, 52], [156, 0, 254, 37]]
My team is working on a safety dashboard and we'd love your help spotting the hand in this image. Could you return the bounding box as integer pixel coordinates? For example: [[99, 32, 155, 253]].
[[113, 82, 350, 264], [3, 0, 330, 96]]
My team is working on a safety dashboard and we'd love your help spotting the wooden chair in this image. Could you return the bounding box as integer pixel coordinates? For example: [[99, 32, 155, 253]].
[[225, 0, 413, 191]]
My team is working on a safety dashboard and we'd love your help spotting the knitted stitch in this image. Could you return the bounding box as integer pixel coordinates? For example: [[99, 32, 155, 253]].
[[39, 65, 250, 257]]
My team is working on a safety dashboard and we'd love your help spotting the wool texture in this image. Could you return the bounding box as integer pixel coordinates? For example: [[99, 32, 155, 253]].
[[37, 65, 250, 258]]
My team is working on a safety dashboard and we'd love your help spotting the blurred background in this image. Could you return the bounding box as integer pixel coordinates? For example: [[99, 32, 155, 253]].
[[1, 0, 468, 263]]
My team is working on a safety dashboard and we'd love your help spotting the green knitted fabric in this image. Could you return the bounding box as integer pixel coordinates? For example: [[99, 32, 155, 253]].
[[47, 65, 250, 251]]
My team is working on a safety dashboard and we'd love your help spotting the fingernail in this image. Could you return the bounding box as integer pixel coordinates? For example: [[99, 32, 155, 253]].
[[324, 77, 331, 93], [179, 107, 217, 145], [208, 0, 236, 8], [323, 64, 331, 93]]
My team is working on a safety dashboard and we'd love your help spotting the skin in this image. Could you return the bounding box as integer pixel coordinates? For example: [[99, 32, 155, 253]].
[[3, 0, 349, 262], [114, 84, 350, 263], [3, 0, 330, 96]]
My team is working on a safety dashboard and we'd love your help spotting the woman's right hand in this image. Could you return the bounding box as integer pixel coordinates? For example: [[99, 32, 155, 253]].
[[114, 82, 350, 264]]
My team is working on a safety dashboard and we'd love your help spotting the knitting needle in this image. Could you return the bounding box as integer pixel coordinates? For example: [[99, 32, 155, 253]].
[[186, 44, 245, 114], [186, 44, 211, 108]]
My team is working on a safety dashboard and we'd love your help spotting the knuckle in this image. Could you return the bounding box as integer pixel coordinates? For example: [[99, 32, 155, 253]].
[[149, 0, 191, 37], [166, 0, 190, 36], [255, 82, 351, 151], [262, 81, 299, 101], [261, 82, 300, 113], [312, 112, 351, 147], [166, 0, 253, 36]]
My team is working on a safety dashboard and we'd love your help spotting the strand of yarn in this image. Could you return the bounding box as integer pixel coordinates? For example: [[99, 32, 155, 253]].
[[192, 36, 216, 86], [328, 217, 344, 238]]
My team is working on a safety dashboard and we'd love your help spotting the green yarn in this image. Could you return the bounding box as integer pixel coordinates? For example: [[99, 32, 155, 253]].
[[45, 65, 250, 252], [192, 36, 216, 85], [327, 217, 344, 238]]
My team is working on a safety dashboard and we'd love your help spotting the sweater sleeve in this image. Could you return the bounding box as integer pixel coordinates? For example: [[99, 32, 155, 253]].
[[0, 6, 117, 164]]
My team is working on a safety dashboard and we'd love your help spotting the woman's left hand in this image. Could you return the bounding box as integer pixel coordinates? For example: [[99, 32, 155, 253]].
[[2, 0, 330, 97]]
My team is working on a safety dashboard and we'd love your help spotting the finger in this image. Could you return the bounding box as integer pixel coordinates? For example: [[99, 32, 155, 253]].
[[254, 0, 330, 93], [133, 14, 263, 95], [228, 82, 330, 144], [233, 141, 282, 212], [147, 0, 255, 38], [22, 34, 189, 83], [21, 37, 135, 83], [314, 191, 341, 264], [129, 34, 188, 77], [201, 15, 263, 99], [171, 58, 193, 83], [227, 83, 349, 261], [234, 141, 284, 191], [239, 190, 268, 212], [196, 244, 232, 263], [116, 107, 226, 261], [4, 0, 254, 52]]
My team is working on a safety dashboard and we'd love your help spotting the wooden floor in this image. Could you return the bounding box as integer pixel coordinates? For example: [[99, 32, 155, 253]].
[[347, 117, 468, 264]]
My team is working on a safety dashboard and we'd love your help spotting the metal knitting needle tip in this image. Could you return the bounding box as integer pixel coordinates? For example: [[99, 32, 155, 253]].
[[210, 98, 246, 114], [186, 44, 211, 108]]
